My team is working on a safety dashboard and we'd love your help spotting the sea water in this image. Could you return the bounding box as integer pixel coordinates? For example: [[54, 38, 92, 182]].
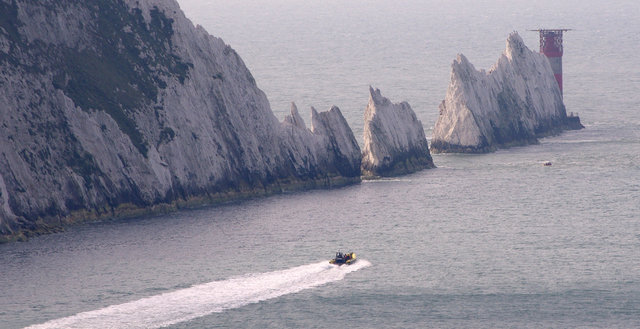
[[1, 0, 639, 328]]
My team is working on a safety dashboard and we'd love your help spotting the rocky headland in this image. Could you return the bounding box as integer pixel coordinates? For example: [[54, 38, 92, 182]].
[[430, 32, 583, 154], [361, 87, 435, 178], [0, 0, 362, 242]]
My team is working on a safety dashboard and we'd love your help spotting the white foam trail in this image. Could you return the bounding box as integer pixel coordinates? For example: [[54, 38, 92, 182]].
[[26, 260, 371, 329]]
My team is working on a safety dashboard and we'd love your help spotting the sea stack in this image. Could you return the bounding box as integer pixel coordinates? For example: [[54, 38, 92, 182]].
[[361, 87, 435, 178], [0, 0, 361, 241], [430, 32, 583, 154]]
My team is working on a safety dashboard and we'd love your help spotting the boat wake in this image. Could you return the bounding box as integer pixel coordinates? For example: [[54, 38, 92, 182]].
[[26, 259, 371, 329]]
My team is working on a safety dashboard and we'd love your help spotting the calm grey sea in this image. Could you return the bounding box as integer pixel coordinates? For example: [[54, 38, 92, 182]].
[[1, 0, 639, 328]]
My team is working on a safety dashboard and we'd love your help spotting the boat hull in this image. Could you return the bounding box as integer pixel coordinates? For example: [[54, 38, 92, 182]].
[[329, 252, 357, 265]]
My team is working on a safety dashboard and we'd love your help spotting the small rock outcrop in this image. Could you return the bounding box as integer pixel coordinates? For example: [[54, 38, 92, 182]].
[[361, 87, 435, 177], [0, 0, 361, 241], [279, 103, 362, 184], [431, 32, 583, 154]]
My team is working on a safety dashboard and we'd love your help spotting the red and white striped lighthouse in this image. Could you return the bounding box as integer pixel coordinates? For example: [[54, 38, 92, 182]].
[[532, 29, 570, 95]]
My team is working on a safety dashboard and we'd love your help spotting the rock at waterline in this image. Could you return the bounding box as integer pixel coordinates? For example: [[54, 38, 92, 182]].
[[430, 32, 583, 154], [361, 87, 435, 178]]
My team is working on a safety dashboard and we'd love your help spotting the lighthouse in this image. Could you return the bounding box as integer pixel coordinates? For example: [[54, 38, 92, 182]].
[[532, 29, 570, 95], [532, 29, 583, 129]]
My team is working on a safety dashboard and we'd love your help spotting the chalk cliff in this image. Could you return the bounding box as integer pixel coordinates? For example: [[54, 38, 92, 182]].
[[0, 0, 361, 241], [361, 87, 434, 177], [431, 32, 583, 153]]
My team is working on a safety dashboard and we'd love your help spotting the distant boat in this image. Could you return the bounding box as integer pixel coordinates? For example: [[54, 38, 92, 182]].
[[329, 251, 357, 265], [543, 161, 552, 166]]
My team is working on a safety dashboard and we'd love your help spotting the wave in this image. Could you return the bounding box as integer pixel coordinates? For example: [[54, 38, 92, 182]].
[[26, 260, 371, 329]]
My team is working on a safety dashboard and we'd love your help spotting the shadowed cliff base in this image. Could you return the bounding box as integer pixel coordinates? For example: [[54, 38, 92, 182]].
[[0, 174, 360, 243]]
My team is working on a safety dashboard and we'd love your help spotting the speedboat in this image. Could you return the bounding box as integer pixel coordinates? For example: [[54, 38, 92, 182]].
[[329, 251, 356, 265]]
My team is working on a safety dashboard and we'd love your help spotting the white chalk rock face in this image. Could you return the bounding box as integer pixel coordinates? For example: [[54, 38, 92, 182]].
[[0, 0, 361, 241], [362, 87, 435, 177], [431, 32, 582, 153], [279, 103, 362, 182]]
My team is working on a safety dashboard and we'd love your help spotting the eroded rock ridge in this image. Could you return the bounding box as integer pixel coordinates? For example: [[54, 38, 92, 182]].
[[0, 0, 361, 241], [431, 32, 583, 154]]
